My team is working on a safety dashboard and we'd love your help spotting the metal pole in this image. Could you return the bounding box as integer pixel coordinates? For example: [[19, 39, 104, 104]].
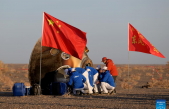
[[39, 46, 42, 95], [128, 51, 129, 92], [39, 12, 44, 95], [128, 22, 129, 92]]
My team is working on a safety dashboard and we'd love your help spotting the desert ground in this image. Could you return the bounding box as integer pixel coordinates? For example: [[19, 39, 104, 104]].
[[0, 62, 169, 109]]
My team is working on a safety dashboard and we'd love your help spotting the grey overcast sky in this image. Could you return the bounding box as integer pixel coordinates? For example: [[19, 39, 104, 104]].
[[0, 0, 169, 64]]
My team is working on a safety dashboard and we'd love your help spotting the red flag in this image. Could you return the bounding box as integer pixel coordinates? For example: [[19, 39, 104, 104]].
[[128, 23, 165, 58], [42, 12, 87, 60]]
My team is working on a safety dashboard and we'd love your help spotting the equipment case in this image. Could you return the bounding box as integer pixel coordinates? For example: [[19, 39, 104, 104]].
[[13, 83, 25, 96]]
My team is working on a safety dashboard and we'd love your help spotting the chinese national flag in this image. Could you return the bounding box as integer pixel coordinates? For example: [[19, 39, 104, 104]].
[[42, 12, 87, 60], [128, 23, 165, 58]]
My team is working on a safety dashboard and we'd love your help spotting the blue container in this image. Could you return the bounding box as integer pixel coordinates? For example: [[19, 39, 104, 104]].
[[13, 83, 25, 96], [25, 86, 31, 95]]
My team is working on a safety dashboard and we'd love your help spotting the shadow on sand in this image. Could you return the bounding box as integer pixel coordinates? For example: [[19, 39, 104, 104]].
[[0, 92, 13, 97], [60, 93, 169, 105]]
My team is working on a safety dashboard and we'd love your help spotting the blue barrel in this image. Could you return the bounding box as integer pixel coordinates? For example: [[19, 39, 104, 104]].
[[13, 83, 25, 96]]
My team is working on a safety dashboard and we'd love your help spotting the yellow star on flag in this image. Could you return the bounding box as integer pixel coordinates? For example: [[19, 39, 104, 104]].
[[47, 19, 54, 26], [137, 31, 140, 34], [132, 35, 137, 44], [57, 31, 59, 33], [56, 21, 59, 23], [59, 25, 61, 28], [154, 48, 159, 53], [139, 35, 144, 39]]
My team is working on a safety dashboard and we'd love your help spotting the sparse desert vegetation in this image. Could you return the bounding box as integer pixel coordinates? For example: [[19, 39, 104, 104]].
[[146, 72, 152, 76], [167, 61, 169, 70], [0, 71, 13, 91], [121, 81, 133, 89], [117, 68, 122, 77], [0, 63, 167, 91], [0, 61, 29, 91], [0, 63, 168, 108], [144, 79, 169, 89]]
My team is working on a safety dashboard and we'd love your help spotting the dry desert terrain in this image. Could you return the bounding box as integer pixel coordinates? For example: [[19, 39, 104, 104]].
[[0, 62, 169, 109]]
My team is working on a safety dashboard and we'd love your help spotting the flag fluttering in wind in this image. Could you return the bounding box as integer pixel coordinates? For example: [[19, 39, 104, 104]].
[[128, 23, 165, 58], [42, 12, 87, 60]]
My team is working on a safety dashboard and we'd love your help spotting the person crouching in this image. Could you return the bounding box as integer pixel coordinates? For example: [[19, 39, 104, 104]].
[[96, 65, 101, 73], [96, 65, 103, 93], [67, 68, 88, 95], [85, 66, 99, 94], [97, 66, 115, 94]]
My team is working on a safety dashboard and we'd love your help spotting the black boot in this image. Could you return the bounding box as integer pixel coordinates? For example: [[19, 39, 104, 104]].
[[113, 89, 116, 94], [76, 90, 81, 95]]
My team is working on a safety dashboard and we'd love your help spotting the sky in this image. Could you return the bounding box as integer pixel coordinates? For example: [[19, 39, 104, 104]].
[[0, 0, 169, 64]]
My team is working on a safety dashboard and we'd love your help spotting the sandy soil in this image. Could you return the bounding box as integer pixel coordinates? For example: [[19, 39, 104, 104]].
[[0, 64, 168, 109]]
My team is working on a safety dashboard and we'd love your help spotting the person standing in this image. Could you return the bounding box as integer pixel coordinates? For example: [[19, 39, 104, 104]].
[[102, 57, 118, 93]]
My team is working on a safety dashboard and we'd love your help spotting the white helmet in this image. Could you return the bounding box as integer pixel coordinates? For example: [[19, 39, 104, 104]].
[[102, 66, 107, 70], [71, 68, 76, 72], [95, 67, 99, 70]]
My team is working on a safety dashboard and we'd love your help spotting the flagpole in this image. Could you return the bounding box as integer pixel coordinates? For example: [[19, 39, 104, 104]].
[[128, 51, 129, 92], [128, 22, 129, 92], [39, 42, 42, 96], [39, 12, 44, 95]]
